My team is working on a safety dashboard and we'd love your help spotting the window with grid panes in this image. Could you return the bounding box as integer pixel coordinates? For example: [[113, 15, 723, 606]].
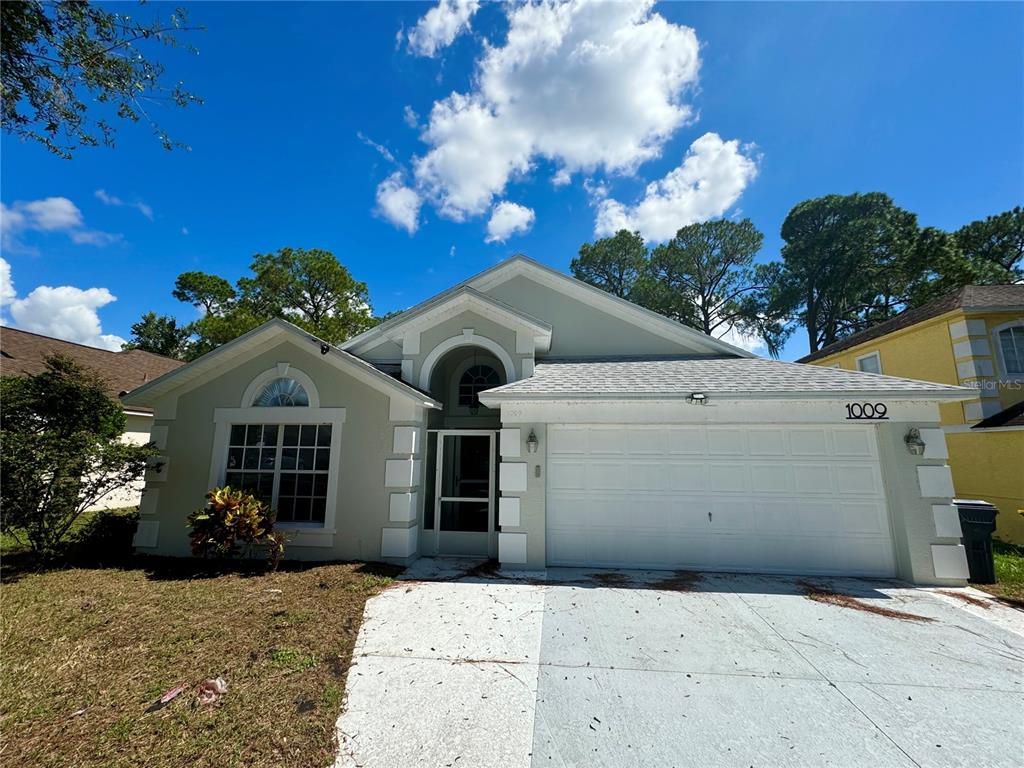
[[224, 423, 332, 525]]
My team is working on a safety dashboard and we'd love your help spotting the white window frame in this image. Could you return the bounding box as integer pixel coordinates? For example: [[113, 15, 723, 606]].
[[992, 320, 1024, 382], [210, 406, 345, 534], [450, 354, 504, 414], [855, 351, 882, 375], [241, 364, 321, 408]]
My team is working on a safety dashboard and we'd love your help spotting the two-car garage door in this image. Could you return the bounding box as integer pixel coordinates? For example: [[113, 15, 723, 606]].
[[546, 424, 896, 577]]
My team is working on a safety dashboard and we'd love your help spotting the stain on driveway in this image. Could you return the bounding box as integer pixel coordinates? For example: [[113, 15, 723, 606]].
[[335, 562, 1024, 768]]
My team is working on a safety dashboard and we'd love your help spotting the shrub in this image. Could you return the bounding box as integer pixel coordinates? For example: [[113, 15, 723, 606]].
[[187, 487, 284, 564], [71, 508, 140, 563], [0, 355, 159, 559]]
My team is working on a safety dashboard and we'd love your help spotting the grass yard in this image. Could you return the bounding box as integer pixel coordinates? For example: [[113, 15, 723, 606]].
[[977, 539, 1024, 607], [0, 557, 399, 767]]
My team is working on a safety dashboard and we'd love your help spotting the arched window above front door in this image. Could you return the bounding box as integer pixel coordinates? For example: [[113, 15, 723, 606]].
[[252, 377, 310, 407], [458, 364, 500, 409]]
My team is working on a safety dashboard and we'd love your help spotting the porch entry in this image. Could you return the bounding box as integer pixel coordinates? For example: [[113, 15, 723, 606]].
[[426, 430, 497, 557]]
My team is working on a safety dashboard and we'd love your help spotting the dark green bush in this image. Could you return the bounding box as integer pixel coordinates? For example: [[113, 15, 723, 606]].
[[71, 508, 140, 563]]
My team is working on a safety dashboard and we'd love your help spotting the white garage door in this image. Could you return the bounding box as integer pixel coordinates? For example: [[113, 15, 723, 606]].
[[546, 424, 896, 576]]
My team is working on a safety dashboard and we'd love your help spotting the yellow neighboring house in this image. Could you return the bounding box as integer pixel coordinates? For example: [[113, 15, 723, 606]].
[[799, 285, 1024, 543]]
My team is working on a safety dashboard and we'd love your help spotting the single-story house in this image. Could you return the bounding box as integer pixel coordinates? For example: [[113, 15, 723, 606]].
[[798, 284, 1024, 543], [123, 256, 976, 584], [0, 327, 184, 509]]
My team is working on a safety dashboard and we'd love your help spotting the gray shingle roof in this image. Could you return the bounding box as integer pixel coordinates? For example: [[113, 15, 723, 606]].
[[481, 356, 971, 400]]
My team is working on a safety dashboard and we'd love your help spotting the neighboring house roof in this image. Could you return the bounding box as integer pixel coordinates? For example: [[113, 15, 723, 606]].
[[343, 254, 754, 359], [479, 356, 972, 401], [798, 284, 1024, 364], [972, 400, 1024, 430], [0, 326, 183, 414], [121, 318, 441, 410]]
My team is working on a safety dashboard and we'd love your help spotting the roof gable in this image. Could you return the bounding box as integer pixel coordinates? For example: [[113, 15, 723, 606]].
[[343, 285, 552, 355], [121, 319, 440, 411], [471, 257, 754, 357], [344, 255, 753, 359]]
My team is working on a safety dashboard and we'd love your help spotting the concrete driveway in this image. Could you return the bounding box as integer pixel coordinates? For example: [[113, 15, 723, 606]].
[[335, 561, 1024, 768]]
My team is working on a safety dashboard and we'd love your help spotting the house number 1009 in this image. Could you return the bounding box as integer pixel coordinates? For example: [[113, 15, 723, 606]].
[[845, 402, 888, 420]]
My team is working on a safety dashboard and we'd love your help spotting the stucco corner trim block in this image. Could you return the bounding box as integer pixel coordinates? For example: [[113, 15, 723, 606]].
[[932, 505, 962, 538], [149, 425, 169, 451], [385, 459, 422, 488], [145, 456, 170, 483], [498, 497, 521, 527], [389, 492, 418, 523], [918, 428, 948, 460], [917, 465, 955, 498], [953, 338, 991, 359], [381, 526, 418, 558], [392, 426, 421, 455], [498, 532, 528, 564], [931, 544, 969, 580], [139, 488, 159, 517], [499, 463, 528, 492], [500, 428, 521, 458], [133, 520, 160, 548]]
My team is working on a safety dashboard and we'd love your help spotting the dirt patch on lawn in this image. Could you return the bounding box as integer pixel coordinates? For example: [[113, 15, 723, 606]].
[[798, 581, 934, 623]]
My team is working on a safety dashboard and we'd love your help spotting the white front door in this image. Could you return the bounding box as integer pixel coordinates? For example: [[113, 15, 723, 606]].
[[546, 424, 896, 577], [430, 430, 497, 557]]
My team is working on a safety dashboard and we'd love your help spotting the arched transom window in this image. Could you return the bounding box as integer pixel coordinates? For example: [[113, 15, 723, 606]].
[[458, 364, 500, 410], [253, 377, 310, 407]]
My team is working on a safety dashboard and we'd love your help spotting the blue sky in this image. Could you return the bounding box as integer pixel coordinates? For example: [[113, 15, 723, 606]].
[[2, 1, 1022, 360]]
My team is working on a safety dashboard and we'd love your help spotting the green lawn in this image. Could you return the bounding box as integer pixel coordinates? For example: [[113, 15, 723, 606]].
[[1, 549, 399, 767], [979, 539, 1024, 607]]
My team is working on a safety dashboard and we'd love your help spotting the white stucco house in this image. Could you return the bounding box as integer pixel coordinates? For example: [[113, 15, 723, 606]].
[[123, 256, 976, 584]]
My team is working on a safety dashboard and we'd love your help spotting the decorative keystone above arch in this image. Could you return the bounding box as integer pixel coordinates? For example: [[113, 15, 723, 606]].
[[418, 332, 516, 391]]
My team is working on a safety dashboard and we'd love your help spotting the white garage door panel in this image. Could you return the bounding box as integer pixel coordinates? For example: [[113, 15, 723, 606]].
[[546, 424, 895, 576]]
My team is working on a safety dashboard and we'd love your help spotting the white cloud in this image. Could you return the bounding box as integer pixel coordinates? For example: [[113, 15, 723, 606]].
[[0, 203, 26, 249], [357, 132, 396, 163], [4, 260, 126, 350], [403, 105, 420, 129], [70, 229, 123, 246], [21, 196, 84, 230], [181, 227, 190, 236], [407, 0, 480, 57], [0, 257, 15, 309], [485, 201, 535, 243], [1, 196, 120, 249], [94, 189, 154, 220], [406, 0, 700, 221], [594, 132, 759, 242], [716, 323, 766, 355], [375, 172, 422, 234]]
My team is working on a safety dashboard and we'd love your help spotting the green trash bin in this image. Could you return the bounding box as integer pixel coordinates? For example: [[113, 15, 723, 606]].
[[955, 499, 999, 584]]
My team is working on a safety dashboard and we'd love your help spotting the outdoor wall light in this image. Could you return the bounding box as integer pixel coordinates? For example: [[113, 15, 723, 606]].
[[687, 392, 707, 405], [904, 427, 926, 456], [527, 429, 539, 454]]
